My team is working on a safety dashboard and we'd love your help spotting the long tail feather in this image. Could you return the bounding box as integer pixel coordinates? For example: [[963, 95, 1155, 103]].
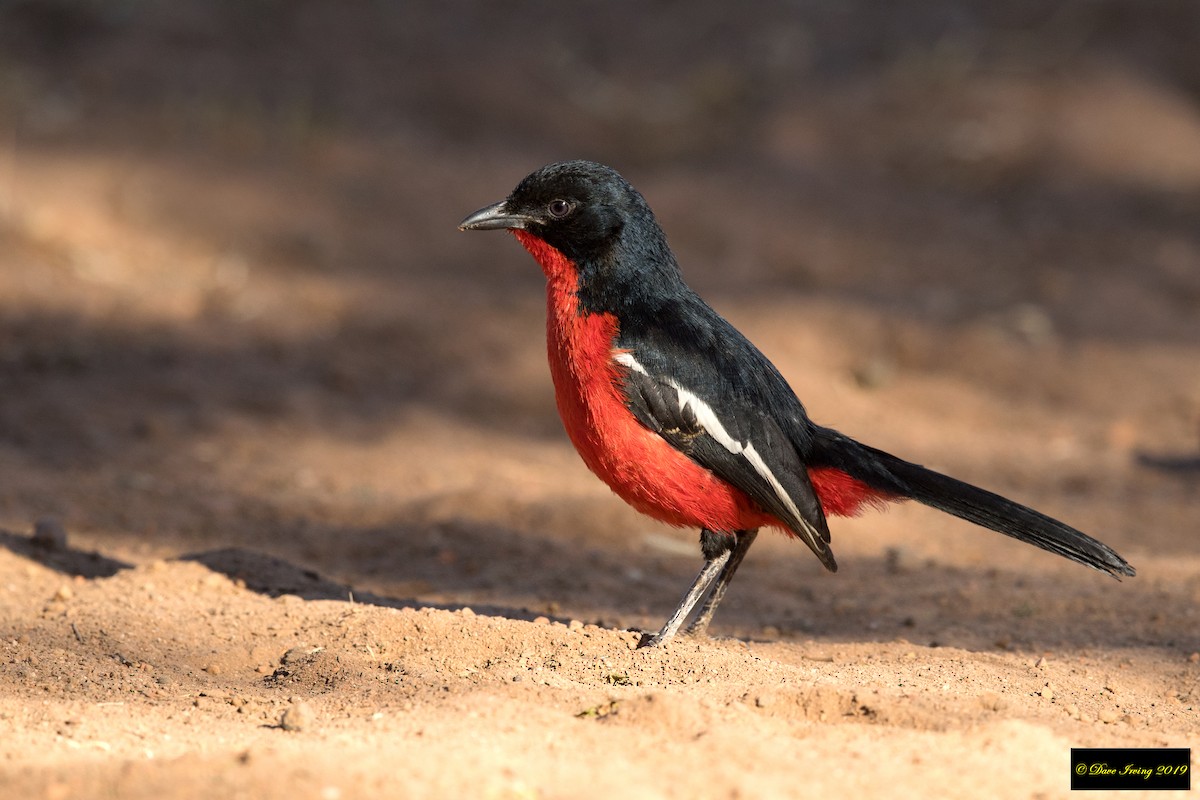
[[811, 428, 1135, 578]]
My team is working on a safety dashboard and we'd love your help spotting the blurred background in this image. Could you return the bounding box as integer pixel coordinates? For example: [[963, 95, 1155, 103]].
[[0, 0, 1197, 628]]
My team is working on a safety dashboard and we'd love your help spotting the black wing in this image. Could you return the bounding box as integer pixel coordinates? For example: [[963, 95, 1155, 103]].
[[615, 295, 837, 571]]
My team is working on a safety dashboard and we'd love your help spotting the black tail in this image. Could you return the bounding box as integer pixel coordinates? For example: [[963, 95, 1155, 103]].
[[810, 428, 1135, 579]]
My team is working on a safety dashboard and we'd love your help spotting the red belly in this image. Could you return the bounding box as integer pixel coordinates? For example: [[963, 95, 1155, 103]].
[[549, 305, 778, 531]]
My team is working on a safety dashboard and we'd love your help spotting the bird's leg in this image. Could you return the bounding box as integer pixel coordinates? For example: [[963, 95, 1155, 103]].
[[686, 528, 758, 639], [638, 529, 732, 648]]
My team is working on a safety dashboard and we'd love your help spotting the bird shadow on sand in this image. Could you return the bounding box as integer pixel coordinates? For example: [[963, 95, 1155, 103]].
[[0, 526, 132, 579], [175, 545, 562, 626], [0, 522, 577, 628], [3, 513, 1189, 656]]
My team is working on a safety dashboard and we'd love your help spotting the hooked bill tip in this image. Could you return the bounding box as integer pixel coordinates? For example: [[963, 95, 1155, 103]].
[[458, 200, 531, 232]]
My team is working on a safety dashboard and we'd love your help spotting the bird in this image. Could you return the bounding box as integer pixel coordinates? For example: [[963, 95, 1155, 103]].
[[458, 160, 1135, 647]]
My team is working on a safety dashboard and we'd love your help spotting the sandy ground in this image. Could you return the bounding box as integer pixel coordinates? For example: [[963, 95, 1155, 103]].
[[0, 3, 1198, 798]]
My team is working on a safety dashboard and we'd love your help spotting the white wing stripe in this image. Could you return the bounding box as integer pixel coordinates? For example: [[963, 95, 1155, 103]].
[[614, 352, 816, 542], [742, 442, 808, 527], [613, 352, 647, 374], [670, 384, 742, 455]]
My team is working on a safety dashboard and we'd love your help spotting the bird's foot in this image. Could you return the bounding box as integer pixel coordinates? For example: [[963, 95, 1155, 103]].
[[636, 631, 666, 648]]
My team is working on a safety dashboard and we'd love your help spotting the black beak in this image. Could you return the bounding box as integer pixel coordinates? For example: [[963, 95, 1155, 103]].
[[458, 201, 536, 232]]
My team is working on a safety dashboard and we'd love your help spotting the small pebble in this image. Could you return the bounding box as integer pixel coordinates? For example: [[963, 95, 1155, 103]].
[[1007, 303, 1056, 346], [979, 692, 1008, 712], [32, 518, 68, 551], [851, 356, 897, 390], [1098, 708, 1119, 724], [1188, 652, 1199, 664], [884, 546, 921, 574], [281, 647, 315, 665], [532, 616, 550, 625], [567, 619, 583, 631], [280, 701, 313, 732]]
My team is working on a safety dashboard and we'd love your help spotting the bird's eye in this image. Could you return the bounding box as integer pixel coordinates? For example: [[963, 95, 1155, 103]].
[[547, 199, 573, 218]]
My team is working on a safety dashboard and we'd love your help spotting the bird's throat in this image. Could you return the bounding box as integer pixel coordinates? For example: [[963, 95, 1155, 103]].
[[512, 230, 578, 290]]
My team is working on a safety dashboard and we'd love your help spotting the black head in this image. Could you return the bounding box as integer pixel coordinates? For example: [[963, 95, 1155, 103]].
[[458, 160, 663, 264]]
